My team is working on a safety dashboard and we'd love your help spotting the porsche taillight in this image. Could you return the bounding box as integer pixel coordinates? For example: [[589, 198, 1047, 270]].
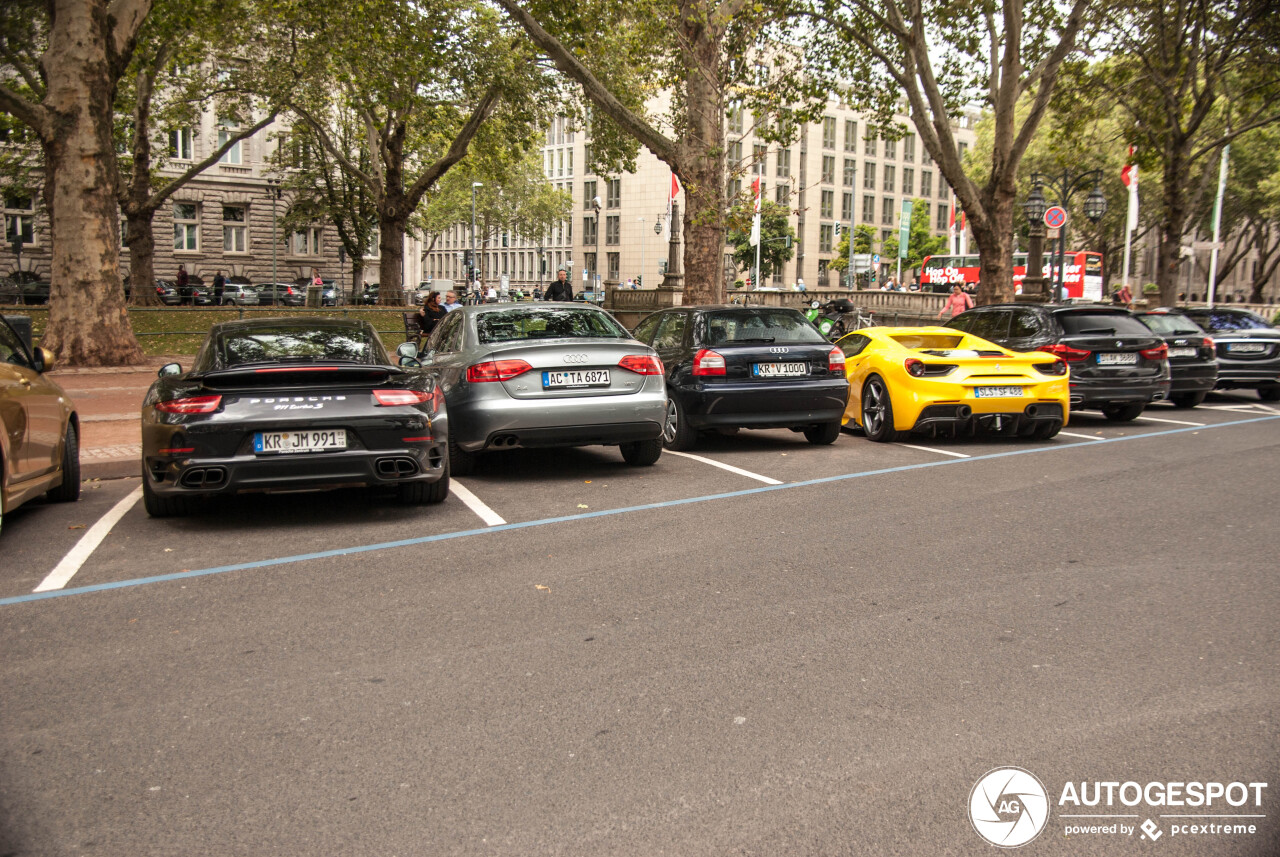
[[373, 389, 432, 406], [155, 395, 222, 414]]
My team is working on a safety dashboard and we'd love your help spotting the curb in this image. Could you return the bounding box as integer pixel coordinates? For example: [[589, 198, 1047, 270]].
[[83, 458, 141, 481]]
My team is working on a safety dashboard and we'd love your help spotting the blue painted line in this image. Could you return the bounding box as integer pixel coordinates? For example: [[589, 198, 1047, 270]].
[[3, 413, 1276, 608]]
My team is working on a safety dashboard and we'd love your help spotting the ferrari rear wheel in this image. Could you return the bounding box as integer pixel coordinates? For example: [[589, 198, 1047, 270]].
[[143, 477, 194, 518], [1032, 420, 1062, 440], [861, 376, 907, 443], [803, 420, 841, 445], [46, 422, 81, 502]]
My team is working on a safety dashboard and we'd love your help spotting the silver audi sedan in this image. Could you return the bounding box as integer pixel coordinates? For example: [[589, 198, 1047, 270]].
[[404, 303, 667, 474]]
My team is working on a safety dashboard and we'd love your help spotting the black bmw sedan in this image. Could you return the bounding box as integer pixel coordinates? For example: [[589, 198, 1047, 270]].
[[1134, 311, 1218, 408], [631, 305, 849, 450], [141, 317, 449, 516]]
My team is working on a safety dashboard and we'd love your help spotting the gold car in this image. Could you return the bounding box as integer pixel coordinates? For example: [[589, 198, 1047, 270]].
[[837, 326, 1071, 442], [1, 316, 80, 532]]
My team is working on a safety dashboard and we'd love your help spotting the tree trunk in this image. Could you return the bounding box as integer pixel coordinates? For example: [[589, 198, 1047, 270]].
[[378, 211, 408, 306], [971, 184, 1016, 305], [125, 209, 162, 306], [1156, 141, 1192, 307], [39, 0, 144, 366]]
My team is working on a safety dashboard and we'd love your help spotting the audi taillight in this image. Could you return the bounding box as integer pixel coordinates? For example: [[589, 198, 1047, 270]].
[[692, 349, 726, 376], [373, 389, 432, 406], [155, 395, 222, 414], [618, 355, 663, 375], [467, 359, 532, 382], [1039, 343, 1090, 362], [1140, 343, 1168, 361], [828, 347, 845, 372]]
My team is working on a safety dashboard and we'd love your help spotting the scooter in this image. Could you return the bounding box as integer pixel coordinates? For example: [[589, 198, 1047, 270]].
[[804, 298, 856, 340]]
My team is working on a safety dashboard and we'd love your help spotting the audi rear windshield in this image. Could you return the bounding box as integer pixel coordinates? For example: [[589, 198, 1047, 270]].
[[214, 326, 386, 367], [477, 308, 629, 343], [705, 309, 827, 345], [1057, 313, 1155, 336]]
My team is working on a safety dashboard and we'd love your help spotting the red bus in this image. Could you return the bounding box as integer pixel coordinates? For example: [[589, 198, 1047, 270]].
[[920, 252, 1104, 300]]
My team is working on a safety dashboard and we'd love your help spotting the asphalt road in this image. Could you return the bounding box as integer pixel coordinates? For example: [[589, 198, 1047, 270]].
[[2, 395, 1278, 856]]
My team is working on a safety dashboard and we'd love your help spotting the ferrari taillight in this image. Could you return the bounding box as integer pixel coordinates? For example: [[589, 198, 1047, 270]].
[[373, 389, 432, 406], [155, 395, 222, 414], [692, 349, 726, 376], [904, 358, 926, 377]]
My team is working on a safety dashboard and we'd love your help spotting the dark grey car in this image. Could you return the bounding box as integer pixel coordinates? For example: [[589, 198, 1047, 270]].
[[1173, 307, 1280, 402]]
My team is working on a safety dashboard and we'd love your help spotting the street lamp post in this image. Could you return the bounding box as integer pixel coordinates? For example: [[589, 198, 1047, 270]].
[[638, 216, 645, 288], [592, 196, 602, 292], [1031, 169, 1107, 302], [471, 182, 483, 297], [266, 178, 282, 286], [1019, 181, 1048, 302]]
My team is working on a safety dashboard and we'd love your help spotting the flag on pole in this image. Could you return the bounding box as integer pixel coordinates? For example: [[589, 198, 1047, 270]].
[[1121, 147, 1139, 232], [663, 173, 682, 241], [749, 177, 762, 246], [947, 199, 957, 255], [958, 207, 968, 256]]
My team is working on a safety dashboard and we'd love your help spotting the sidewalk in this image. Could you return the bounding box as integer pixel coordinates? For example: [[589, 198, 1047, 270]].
[[49, 357, 186, 481]]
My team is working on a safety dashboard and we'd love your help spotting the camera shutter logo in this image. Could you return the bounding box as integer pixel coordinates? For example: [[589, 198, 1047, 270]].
[[969, 767, 1050, 847]]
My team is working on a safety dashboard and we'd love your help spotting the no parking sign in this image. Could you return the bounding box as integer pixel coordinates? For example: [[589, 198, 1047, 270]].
[[1044, 206, 1067, 229]]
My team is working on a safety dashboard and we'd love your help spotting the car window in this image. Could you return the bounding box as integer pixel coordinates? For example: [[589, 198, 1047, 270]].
[[1009, 309, 1048, 340], [945, 313, 974, 332], [704, 309, 826, 344], [1191, 310, 1272, 331], [632, 314, 662, 344], [476, 307, 628, 343], [966, 310, 1011, 342], [217, 326, 379, 367], [1138, 314, 1206, 336], [653, 314, 687, 350], [838, 333, 872, 357], [0, 318, 32, 368], [428, 310, 463, 354], [1057, 312, 1154, 336]]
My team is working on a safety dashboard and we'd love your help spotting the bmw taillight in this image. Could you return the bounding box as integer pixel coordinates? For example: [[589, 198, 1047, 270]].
[[828, 347, 845, 372], [467, 359, 532, 382], [1035, 359, 1068, 376], [155, 395, 222, 414], [1202, 337, 1214, 354], [692, 349, 726, 376], [1140, 343, 1168, 361], [373, 389, 432, 406], [1039, 343, 1090, 362], [618, 355, 663, 375]]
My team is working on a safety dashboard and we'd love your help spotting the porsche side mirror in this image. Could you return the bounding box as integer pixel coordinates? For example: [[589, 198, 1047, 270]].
[[158, 362, 182, 378]]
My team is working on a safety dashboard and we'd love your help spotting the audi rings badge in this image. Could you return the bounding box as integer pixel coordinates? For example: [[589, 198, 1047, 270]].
[[563, 353, 589, 364], [768, 347, 790, 354]]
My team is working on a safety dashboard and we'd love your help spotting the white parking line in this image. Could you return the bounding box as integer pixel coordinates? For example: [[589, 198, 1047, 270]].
[[1205, 404, 1272, 413], [897, 443, 970, 458], [663, 450, 783, 485], [449, 479, 506, 526], [1058, 431, 1101, 440], [34, 485, 143, 592], [1138, 415, 1204, 427]]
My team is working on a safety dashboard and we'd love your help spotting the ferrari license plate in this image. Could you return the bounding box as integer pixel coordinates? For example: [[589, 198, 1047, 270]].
[[255, 429, 346, 454], [753, 362, 808, 377], [543, 369, 610, 388], [1098, 352, 1138, 365], [1168, 347, 1197, 358], [974, 386, 1025, 398]]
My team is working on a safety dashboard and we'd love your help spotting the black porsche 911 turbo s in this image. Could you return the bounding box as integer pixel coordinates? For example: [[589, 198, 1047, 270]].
[[141, 317, 449, 517]]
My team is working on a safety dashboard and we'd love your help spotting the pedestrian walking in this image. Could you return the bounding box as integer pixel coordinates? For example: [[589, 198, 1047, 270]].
[[213, 270, 226, 306], [544, 267, 574, 302], [938, 284, 974, 319]]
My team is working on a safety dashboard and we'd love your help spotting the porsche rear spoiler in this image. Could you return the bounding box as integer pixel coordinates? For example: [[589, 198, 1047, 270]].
[[197, 364, 398, 389]]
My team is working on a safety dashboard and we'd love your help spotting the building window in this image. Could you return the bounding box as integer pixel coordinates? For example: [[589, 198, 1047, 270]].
[[583, 215, 598, 246], [844, 119, 857, 152], [864, 134, 876, 156], [557, 150, 564, 177], [728, 103, 744, 134], [173, 202, 199, 251], [819, 224, 833, 253], [752, 144, 767, 175], [727, 177, 742, 199], [222, 205, 247, 253], [841, 191, 853, 221], [919, 201, 930, 226], [169, 128, 193, 160], [921, 170, 932, 198], [820, 189, 834, 218], [776, 148, 791, 178], [883, 165, 895, 192], [4, 195, 36, 246], [566, 149, 573, 177], [863, 162, 876, 190], [939, 180, 948, 200], [728, 140, 743, 166], [584, 180, 597, 209], [606, 214, 619, 245], [863, 194, 875, 222], [843, 158, 856, 187], [881, 228, 893, 244], [822, 116, 836, 148], [775, 185, 790, 204], [821, 155, 835, 184], [958, 141, 969, 162], [904, 135, 916, 162], [922, 146, 933, 166], [607, 252, 619, 280], [291, 227, 322, 255], [217, 121, 242, 165], [884, 137, 896, 159], [606, 178, 621, 208], [903, 168, 914, 195], [882, 197, 895, 225], [937, 204, 950, 231]]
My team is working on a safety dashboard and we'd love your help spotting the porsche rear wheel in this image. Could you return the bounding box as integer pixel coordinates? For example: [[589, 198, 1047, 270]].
[[861, 376, 907, 443], [143, 477, 194, 518], [401, 470, 450, 504]]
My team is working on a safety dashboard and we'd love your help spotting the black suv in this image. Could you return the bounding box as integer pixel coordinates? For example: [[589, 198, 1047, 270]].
[[632, 305, 849, 449], [1171, 307, 1280, 402], [945, 304, 1170, 421]]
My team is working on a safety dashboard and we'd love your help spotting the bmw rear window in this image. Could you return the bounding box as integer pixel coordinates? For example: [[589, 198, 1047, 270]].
[[705, 309, 827, 345], [1056, 312, 1154, 336], [217, 326, 383, 366], [477, 308, 629, 343]]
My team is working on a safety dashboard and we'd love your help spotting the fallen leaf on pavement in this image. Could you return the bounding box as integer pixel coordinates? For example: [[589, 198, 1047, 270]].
[[577, 504, 588, 508], [535, 584, 551, 592], [68, 524, 86, 530]]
